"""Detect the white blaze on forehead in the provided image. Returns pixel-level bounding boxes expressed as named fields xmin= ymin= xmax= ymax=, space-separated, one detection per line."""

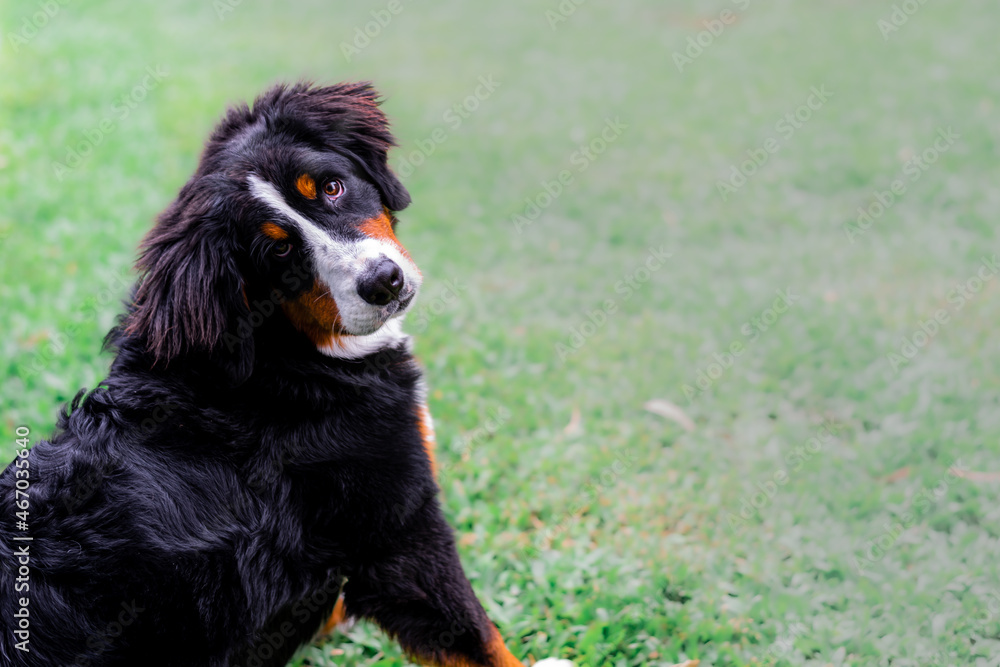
xmin=247 ymin=174 xmax=421 ymax=358
xmin=247 ymin=175 xmax=351 ymax=261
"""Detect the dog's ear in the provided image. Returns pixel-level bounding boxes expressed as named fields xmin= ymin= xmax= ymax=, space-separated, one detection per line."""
xmin=350 ymin=144 xmax=411 ymax=212
xmin=293 ymin=82 xmax=411 ymax=211
xmin=124 ymin=178 xmax=254 ymax=382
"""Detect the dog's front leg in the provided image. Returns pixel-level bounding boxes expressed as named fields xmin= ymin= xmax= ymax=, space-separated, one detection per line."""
xmin=343 ymin=502 xmax=528 ymax=667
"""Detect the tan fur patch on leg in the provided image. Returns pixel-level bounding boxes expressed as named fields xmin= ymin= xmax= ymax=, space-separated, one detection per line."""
xmin=416 ymin=625 xmax=523 ymax=666
xmin=318 ymin=594 xmax=349 ymax=637
xmin=416 ymin=403 xmax=438 ymax=477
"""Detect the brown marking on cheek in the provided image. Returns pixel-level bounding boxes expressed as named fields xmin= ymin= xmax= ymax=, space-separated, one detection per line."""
xmin=260 ymin=222 xmax=289 ymax=240
xmin=296 ymin=173 xmax=317 ymax=199
xmin=359 ymin=211 xmax=413 ymax=261
xmin=280 ymin=279 xmax=344 ymax=347
xmin=318 ymin=594 xmax=348 ymax=637
xmin=416 ymin=403 xmax=438 ymax=478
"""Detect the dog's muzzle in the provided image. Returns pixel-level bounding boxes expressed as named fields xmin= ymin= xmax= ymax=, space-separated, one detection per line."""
xmin=357 ymin=257 xmax=405 ymax=306
xmin=322 ymin=243 xmax=421 ymax=336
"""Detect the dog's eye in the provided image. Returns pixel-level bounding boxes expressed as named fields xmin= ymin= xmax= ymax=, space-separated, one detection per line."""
xmin=273 ymin=242 xmax=293 ymax=258
xmin=323 ymin=180 xmax=345 ymax=200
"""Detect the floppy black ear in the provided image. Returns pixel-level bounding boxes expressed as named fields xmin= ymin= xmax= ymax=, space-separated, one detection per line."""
xmin=350 ymin=147 xmax=411 ymax=212
xmin=124 ymin=179 xmax=254 ymax=381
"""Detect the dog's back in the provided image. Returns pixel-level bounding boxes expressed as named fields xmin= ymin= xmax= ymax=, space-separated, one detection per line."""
xmin=2 ymin=319 xmax=437 ymax=664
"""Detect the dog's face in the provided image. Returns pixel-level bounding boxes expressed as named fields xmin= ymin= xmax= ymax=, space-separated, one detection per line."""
xmin=124 ymin=83 xmax=419 ymax=375
xmin=244 ymin=140 xmax=421 ymax=346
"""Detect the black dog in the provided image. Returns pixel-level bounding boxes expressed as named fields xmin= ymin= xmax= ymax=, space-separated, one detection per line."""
xmin=0 ymin=83 xmax=569 ymax=667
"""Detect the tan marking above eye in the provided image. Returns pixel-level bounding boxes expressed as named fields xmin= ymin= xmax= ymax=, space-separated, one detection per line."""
xmin=358 ymin=212 xmax=411 ymax=259
xmin=296 ymin=173 xmax=317 ymax=199
xmin=261 ymin=222 xmax=289 ymax=240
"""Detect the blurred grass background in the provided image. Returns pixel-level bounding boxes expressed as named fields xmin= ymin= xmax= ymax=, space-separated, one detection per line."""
xmin=1 ymin=1 xmax=999 ymax=665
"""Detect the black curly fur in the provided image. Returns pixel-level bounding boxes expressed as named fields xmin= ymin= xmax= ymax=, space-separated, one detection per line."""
xmin=0 ymin=83 xmax=515 ymax=667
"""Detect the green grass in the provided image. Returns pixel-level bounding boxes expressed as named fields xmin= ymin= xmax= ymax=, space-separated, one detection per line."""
xmin=2 ymin=0 xmax=999 ymax=665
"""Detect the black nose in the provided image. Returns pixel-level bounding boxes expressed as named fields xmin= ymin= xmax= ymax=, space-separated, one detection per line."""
xmin=357 ymin=258 xmax=404 ymax=306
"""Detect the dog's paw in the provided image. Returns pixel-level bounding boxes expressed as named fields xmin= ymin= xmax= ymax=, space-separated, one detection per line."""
xmin=532 ymin=660 xmax=575 ymax=667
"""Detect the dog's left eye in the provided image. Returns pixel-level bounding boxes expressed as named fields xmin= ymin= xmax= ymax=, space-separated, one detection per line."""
xmin=323 ymin=180 xmax=345 ymax=200
xmin=273 ymin=242 xmax=293 ymax=258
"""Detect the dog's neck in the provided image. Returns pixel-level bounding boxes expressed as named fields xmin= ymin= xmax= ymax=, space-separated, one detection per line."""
xmin=315 ymin=319 xmax=409 ymax=360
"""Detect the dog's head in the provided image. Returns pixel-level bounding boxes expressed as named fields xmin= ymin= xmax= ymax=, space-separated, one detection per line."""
xmin=124 ymin=82 xmax=420 ymax=378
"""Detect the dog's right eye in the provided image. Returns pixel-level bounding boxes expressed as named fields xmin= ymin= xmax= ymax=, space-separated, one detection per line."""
xmin=323 ymin=180 xmax=345 ymax=201
xmin=273 ymin=242 xmax=293 ymax=258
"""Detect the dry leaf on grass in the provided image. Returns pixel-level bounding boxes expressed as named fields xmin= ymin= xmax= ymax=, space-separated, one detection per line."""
xmin=949 ymin=467 xmax=1000 ymax=482
xmin=668 ymin=660 xmax=699 ymax=667
xmin=563 ymin=406 xmax=583 ymax=437
xmin=882 ymin=466 xmax=910 ymax=483
xmin=644 ymin=399 xmax=695 ymax=432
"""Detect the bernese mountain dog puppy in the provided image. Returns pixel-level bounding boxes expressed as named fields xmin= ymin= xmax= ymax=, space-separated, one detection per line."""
xmin=0 ymin=83 xmax=571 ymax=667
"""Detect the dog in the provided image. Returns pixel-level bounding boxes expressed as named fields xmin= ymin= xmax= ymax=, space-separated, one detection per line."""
xmin=0 ymin=83 xmax=573 ymax=667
